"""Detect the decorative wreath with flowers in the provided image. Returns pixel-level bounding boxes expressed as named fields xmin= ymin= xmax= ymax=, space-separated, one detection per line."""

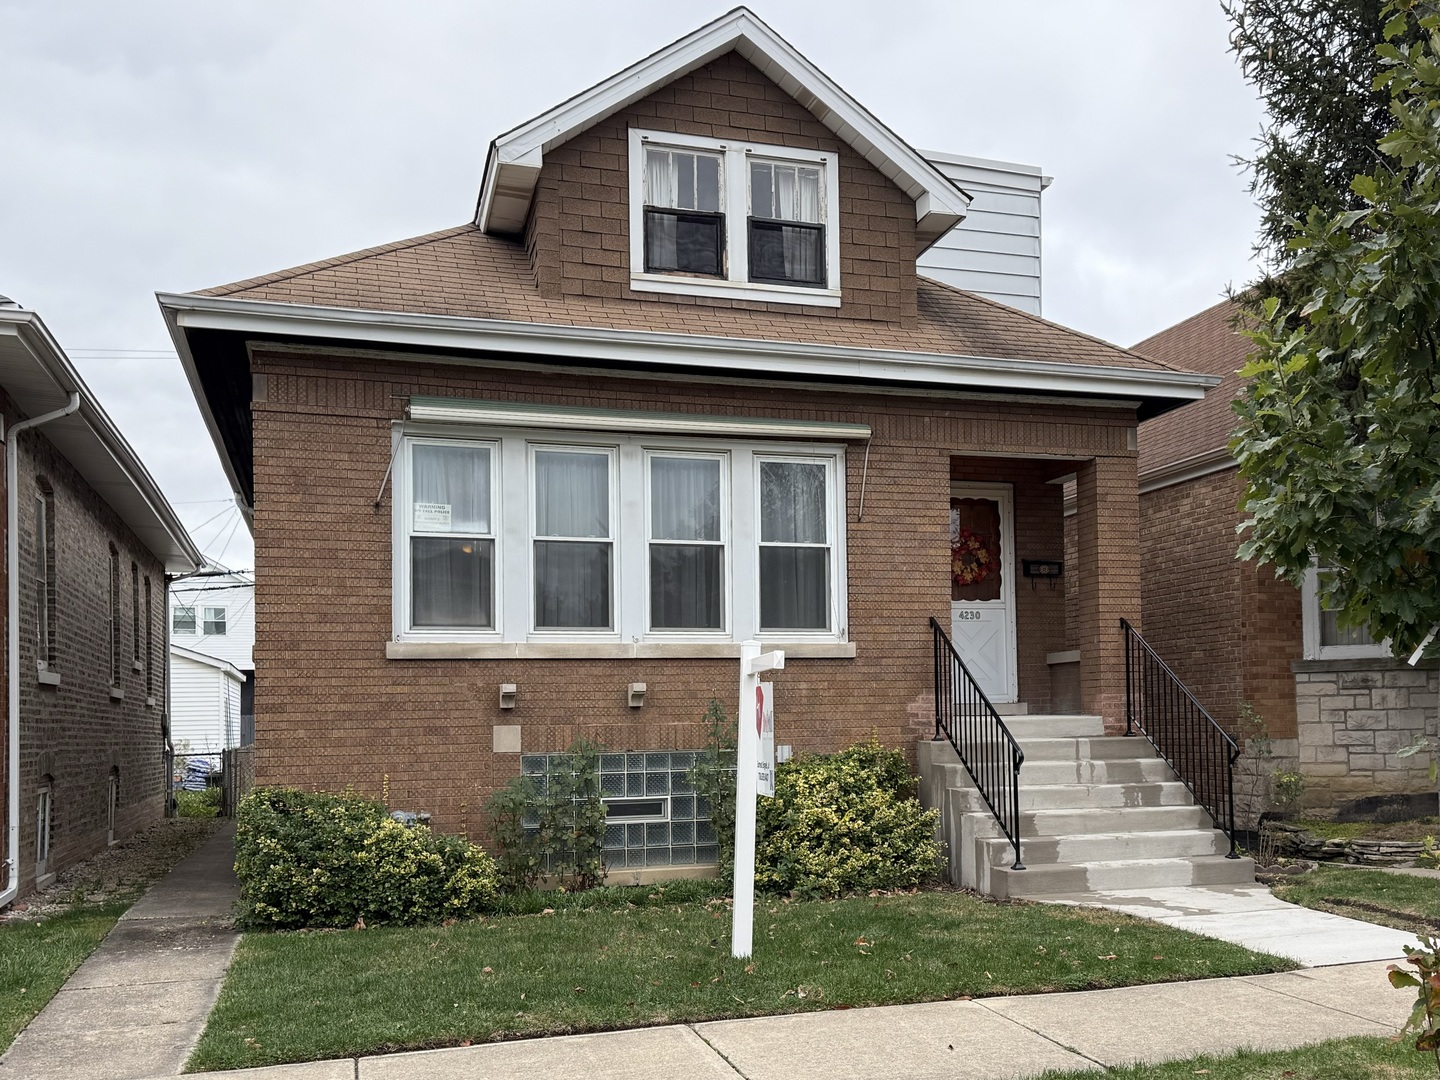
xmin=952 ymin=526 xmax=995 ymax=588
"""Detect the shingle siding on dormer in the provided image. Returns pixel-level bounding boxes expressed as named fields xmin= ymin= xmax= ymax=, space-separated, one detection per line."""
xmin=523 ymin=51 xmax=917 ymax=324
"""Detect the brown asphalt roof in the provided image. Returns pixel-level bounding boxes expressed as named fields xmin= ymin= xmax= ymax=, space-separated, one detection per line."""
xmin=1134 ymin=297 xmax=1254 ymax=476
xmin=196 ymin=224 xmax=1181 ymax=374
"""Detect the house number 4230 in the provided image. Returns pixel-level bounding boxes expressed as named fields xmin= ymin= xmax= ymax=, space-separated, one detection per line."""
xmin=955 ymin=611 xmax=983 ymax=621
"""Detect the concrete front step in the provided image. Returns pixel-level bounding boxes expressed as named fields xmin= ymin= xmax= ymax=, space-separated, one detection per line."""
xmin=977 ymin=828 xmax=1232 ymax=869
xmin=1017 ymin=781 xmax=1194 ymax=812
xmin=1002 ymin=736 xmax=1160 ymax=762
xmin=1015 ymin=804 xmax=1216 ymax=837
xmin=1020 ymin=757 xmax=1175 ymax=785
xmin=992 ymin=854 xmax=1256 ymax=899
xmin=996 ymin=714 xmax=1104 ymax=740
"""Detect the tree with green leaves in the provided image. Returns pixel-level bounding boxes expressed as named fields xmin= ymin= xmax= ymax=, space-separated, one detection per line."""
xmin=1231 ymin=1 xmax=1440 ymax=660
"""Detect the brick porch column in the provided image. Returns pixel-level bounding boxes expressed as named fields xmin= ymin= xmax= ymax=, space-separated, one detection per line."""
xmin=1073 ymin=455 xmax=1141 ymax=731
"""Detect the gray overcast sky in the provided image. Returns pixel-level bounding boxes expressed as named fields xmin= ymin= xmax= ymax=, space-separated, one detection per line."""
xmin=1 ymin=1 xmax=1266 ymax=570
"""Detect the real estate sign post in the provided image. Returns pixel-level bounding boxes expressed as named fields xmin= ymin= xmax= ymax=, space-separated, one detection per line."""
xmin=733 ymin=640 xmax=783 ymax=959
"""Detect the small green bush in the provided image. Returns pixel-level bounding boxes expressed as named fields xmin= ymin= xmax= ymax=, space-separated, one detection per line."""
xmin=234 ymin=787 xmax=498 ymax=929
xmin=175 ymin=787 xmax=221 ymax=818
xmin=755 ymin=739 xmax=940 ymax=899
xmin=485 ymin=738 xmax=607 ymax=892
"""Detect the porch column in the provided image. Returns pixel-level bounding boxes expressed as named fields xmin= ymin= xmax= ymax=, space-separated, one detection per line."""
xmin=1073 ymin=455 xmax=1141 ymax=731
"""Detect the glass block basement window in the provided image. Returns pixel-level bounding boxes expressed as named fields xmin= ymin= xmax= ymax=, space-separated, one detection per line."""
xmin=519 ymin=750 xmax=722 ymax=869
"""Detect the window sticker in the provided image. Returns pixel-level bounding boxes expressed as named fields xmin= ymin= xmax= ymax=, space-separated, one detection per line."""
xmin=413 ymin=502 xmax=452 ymax=531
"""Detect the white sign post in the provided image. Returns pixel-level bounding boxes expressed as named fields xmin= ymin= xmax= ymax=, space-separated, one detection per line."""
xmin=733 ymin=640 xmax=783 ymax=959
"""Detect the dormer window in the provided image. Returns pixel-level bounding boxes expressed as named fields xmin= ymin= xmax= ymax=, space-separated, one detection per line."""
xmin=629 ymin=129 xmax=840 ymax=307
xmin=643 ymin=148 xmax=724 ymax=277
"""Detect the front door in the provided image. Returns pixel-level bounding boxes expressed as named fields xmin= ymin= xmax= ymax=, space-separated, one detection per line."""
xmin=949 ymin=483 xmax=1017 ymax=703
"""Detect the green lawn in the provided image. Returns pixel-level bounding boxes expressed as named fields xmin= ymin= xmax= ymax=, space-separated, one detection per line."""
xmin=1038 ymin=1035 xmax=1431 ymax=1079
xmin=0 ymin=903 xmax=128 ymax=1054
xmin=1270 ymin=865 xmax=1440 ymax=934
xmin=188 ymin=888 xmax=1293 ymax=1072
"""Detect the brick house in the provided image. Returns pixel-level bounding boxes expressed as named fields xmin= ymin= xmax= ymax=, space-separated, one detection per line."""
xmin=0 ymin=298 xmax=200 ymax=905
xmin=160 ymin=10 xmax=1230 ymax=886
xmin=1136 ymin=297 xmax=1440 ymax=817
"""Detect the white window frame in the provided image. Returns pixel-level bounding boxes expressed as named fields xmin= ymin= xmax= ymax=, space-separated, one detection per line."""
xmin=1301 ymin=564 xmax=1390 ymax=660
xmin=202 ymin=606 xmax=227 ymax=636
xmin=391 ymin=425 xmax=848 ymax=649
xmin=172 ymin=606 xmax=197 ymax=635
xmin=644 ymin=449 xmax=731 ymax=640
xmin=528 ymin=442 xmax=620 ymax=638
xmin=394 ymin=435 xmax=503 ymax=643
xmin=628 ymin=127 xmax=841 ymax=307
xmin=754 ymin=453 xmax=842 ymax=639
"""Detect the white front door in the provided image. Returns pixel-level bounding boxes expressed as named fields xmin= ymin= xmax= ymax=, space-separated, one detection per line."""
xmin=949 ymin=483 xmax=1017 ymax=703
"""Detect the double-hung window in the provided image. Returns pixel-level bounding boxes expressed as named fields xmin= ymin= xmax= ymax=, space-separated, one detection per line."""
xmin=392 ymin=428 xmax=846 ymax=650
xmin=629 ymin=129 xmax=840 ymax=306
xmin=408 ymin=439 xmax=496 ymax=631
xmin=172 ymin=606 xmax=196 ymax=635
xmin=648 ymin=452 xmax=726 ymax=631
xmin=203 ymin=607 xmax=227 ymax=636
xmin=758 ymin=459 xmax=832 ymax=632
xmin=532 ymin=447 xmax=614 ymax=630
xmin=1302 ymin=562 xmax=1389 ymax=659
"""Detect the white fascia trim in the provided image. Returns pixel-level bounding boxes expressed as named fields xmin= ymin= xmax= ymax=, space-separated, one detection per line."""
xmin=0 ymin=311 xmax=202 ymax=573
xmin=407 ymin=397 xmax=870 ymax=440
xmin=1138 ymin=446 xmax=1236 ymax=494
xmin=475 ymin=7 xmax=969 ymax=249
xmin=158 ymin=293 xmax=1221 ymax=406
xmin=170 ymin=642 xmax=246 ymax=680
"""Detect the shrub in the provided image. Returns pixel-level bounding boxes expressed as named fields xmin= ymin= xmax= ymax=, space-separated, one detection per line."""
xmin=485 ymin=738 xmax=607 ymax=892
xmin=234 ymin=787 xmax=499 ymax=929
xmin=175 ymin=787 xmax=221 ymax=818
xmin=755 ymin=739 xmax=940 ymax=899
xmin=688 ymin=699 xmax=737 ymax=874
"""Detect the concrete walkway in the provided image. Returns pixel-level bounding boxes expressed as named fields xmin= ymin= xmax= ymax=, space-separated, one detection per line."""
xmin=142 ymin=958 xmax=1415 ymax=1080
xmin=0 ymin=821 xmax=240 ymax=1080
xmin=1038 ymin=882 xmax=1422 ymax=966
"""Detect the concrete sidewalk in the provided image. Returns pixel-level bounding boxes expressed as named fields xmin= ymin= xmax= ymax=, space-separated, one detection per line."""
xmin=0 ymin=821 xmax=240 ymax=1080
xmin=146 ymin=958 xmax=1415 ymax=1080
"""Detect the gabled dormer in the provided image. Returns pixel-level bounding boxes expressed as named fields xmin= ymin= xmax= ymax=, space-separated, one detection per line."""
xmin=475 ymin=8 xmax=970 ymax=321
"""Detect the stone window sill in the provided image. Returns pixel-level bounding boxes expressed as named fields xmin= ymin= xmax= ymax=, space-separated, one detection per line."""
xmin=37 ymin=670 xmax=61 ymax=687
xmin=109 ymin=687 xmax=125 ymax=701
xmin=386 ymin=641 xmax=857 ymax=661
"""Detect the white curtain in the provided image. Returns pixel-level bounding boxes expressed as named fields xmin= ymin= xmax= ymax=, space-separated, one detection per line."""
xmin=535 ymin=450 xmax=612 ymax=628
xmin=646 ymin=149 xmax=673 ymax=208
xmin=759 ymin=462 xmax=828 ymax=630
xmin=412 ymin=443 xmax=490 ymax=533
xmin=411 ymin=537 xmax=493 ymax=627
xmin=650 ymin=457 xmax=722 ymax=629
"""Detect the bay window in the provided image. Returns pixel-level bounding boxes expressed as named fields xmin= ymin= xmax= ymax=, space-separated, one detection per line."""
xmin=629 ymin=128 xmax=840 ymax=305
xmin=392 ymin=427 xmax=845 ymax=649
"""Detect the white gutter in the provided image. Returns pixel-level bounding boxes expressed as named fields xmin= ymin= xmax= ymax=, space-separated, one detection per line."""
xmin=2 ymin=392 xmax=80 ymax=908
xmin=157 ymin=293 xmax=1221 ymax=404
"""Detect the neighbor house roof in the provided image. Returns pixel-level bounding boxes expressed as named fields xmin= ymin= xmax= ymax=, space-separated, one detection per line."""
xmin=476 ymin=7 xmax=971 ymax=252
xmin=170 ymin=642 xmax=245 ymax=681
xmin=1134 ymin=297 xmax=1253 ymax=485
xmin=0 ymin=303 xmax=201 ymax=574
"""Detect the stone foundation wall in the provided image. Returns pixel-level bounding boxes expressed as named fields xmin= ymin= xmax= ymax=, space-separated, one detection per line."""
xmin=1294 ymin=659 xmax=1440 ymax=814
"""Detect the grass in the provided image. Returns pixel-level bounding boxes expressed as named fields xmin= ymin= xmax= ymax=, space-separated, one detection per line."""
xmin=188 ymin=888 xmax=1293 ymax=1072
xmin=0 ymin=903 xmax=128 ymax=1054
xmin=1270 ymin=864 xmax=1440 ymax=934
xmin=1291 ymin=817 xmax=1440 ymax=843
xmin=175 ymin=789 xmax=221 ymax=819
xmin=1037 ymin=1035 xmax=1432 ymax=1079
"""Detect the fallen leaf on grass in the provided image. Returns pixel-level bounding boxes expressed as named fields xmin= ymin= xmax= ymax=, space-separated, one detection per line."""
xmin=482 ymin=966 xmax=493 ymax=973
xmin=1097 ymin=954 xmax=1117 ymax=961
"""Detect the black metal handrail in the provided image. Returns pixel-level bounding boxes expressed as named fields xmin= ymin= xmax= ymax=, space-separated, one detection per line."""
xmin=930 ymin=617 xmax=1025 ymax=870
xmin=1121 ymin=618 xmax=1240 ymax=857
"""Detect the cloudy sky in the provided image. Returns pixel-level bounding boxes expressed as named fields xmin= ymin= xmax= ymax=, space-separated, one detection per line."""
xmin=1 ymin=1 xmax=1266 ymax=570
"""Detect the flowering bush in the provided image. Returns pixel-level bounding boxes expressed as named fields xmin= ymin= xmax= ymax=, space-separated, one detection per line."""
xmin=234 ymin=787 xmax=499 ymax=929
xmin=755 ymin=739 xmax=940 ymax=899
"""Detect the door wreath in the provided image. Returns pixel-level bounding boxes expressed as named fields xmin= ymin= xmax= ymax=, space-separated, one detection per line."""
xmin=951 ymin=526 xmax=995 ymax=588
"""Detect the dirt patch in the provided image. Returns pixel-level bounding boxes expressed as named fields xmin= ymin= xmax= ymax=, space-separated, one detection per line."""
xmin=1 ymin=817 xmax=223 ymax=923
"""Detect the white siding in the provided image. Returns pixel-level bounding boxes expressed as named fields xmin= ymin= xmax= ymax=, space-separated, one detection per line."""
xmin=170 ymin=574 xmax=254 ymax=670
xmin=169 ymin=651 xmax=244 ymax=755
xmin=917 ymin=151 xmax=1047 ymax=316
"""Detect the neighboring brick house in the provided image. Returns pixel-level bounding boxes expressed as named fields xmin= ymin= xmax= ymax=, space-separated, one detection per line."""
xmin=0 ymin=298 xmax=200 ymax=905
xmin=161 ymin=9 xmax=1216 ymax=877
xmin=1135 ymin=297 xmax=1439 ymax=817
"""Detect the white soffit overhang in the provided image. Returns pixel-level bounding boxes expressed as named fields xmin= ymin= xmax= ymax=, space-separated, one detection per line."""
xmin=0 ymin=311 xmax=201 ymax=574
xmin=158 ymin=293 xmax=1221 ymax=405
xmin=475 ymin=7 xmax=971 ymax=254
xmin=408 ymin=396 xmax=871 ymax=440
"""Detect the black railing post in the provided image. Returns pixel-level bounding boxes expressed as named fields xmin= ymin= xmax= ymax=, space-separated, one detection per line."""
xmin=1123 ymin=619 xmax=1135 ymax=736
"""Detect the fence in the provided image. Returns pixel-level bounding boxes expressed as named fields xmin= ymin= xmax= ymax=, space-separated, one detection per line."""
xmin=221 ymin=746 xmax=255 ymax=817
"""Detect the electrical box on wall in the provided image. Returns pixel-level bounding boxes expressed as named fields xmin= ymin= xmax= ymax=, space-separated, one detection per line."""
xmin=1022 ymin=560 xmax=1063 ymax=578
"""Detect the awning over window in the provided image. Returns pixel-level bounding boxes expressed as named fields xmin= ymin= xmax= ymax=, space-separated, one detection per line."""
xmin=406 ymin=397 xmax=871 ymax=440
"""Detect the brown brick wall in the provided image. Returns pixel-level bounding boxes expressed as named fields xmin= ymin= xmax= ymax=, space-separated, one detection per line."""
xmin=526 ymin=50 xmax=917 ymax=324
xmin=250 ymin=346 xmax=1139 ymax=835
xmin=3 ymin=408 xmax=168 ymax=898
xmin=1073 ymin=456 xmax=1142 ymax=730
xmin=1138 ymin=466 xmax=1301 ymax=736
